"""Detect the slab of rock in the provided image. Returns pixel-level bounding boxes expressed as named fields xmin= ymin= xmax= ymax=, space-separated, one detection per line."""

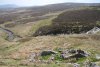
xmin=40 ymin=50 xmax=58 ymax=56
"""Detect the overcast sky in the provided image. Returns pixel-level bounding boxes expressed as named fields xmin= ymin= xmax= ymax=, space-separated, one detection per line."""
xmin=0 ymin=0 xmax=100 ymax=6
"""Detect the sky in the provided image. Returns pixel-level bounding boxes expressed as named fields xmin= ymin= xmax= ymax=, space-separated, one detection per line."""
xmin=0 ymin=0 xmax=100 ymax=7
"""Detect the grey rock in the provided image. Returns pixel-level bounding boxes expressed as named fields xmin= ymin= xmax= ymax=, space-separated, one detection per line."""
xmin=40 ymin=50 xmax=58 ymax=56
xmin=61 ymin=49 xmax=89 ymax=60
xmin=86 ymin=27 xmax=100 ymax=34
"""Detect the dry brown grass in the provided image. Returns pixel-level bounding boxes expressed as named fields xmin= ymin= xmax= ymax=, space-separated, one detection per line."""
xmin=7 ymin=34 xmax=100 ymax=59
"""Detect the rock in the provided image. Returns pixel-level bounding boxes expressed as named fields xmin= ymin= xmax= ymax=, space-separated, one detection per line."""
xmin=86 ymin=27 xmax=100 ymax=34
xmin=40 ymin=50 xmax=58 ymax=56
xmin=61 ymin=49 xmax=89 ymax=60
xmin=68 ymin=49 xmax=76 ymax=54
xmin=76 ymin=49 xmax=89 ymax=57
xmin=96 ymin=54 xmax=100 ymax=60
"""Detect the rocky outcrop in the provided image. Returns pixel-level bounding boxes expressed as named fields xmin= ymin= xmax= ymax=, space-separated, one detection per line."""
xmin=86 ymin=27 xmax=100 ymax=34
xmin=27 ymin=49 xmax=100 ymax=67
xmin=28 ymin=49 xmax=90 ymax=63
xmin=60 ymin=49 xmax=89 ymax=60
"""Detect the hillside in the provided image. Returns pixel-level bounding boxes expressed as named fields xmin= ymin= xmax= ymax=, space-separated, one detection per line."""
xmin=0 ymin=3 xmax=100 ymax=67
xmin=33 ymin=8 xmax=100 ymax=36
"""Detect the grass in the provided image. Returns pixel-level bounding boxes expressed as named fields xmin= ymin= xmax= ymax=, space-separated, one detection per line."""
xmin=0 ymin=34 xmax=100 ymax=66
xmin=1 ymin=22 xmax=100 ymax=65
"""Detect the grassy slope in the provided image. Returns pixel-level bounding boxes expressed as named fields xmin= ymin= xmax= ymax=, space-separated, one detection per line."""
xmin=0 ymin=34 xmax=100 ymax=67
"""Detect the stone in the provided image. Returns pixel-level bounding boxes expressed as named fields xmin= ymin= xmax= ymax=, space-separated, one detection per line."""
xmin=60 ymin=49 xmax=89 ymax=60
xmin=76 ymin=49 xmax=89 ymax=57
xmin=40 ymin=50 xmax=58 ymax=56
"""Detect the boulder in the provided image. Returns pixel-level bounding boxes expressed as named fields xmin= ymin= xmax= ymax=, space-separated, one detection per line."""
xmin=60 ymin=49 xmax=89 ymax=60
xmin=40 ymin=50 xmax=58 ymax=56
